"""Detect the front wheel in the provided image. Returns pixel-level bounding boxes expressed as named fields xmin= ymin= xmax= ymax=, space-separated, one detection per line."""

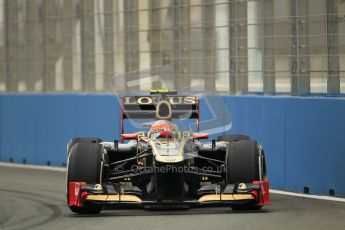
xmin=231 ymin=203 xmax=262 ymax=211
xmin=225 ymin=140 xmax=266 ymax=211
xmin=216 ymin=134 xmax=250 ymax=143
xmin=67 ymin=142 xmax=104 ymax=214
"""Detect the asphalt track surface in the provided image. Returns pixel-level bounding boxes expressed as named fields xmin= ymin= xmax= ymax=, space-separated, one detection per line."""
xmin=0 ymin=166 xmax=345 ymax=230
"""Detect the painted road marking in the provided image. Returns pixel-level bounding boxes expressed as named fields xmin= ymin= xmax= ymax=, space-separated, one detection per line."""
xmin=0 ymin=162 xmax=66 ymax=172
xmin=270 ymin=189 xmax=345 ymax=203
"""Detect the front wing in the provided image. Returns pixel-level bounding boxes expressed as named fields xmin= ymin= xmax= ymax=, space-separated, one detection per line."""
xmin=68 ymin=181 xmax=270 ymax=209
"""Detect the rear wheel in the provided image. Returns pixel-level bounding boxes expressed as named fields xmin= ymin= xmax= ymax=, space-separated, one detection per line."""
xmin=216 ymin=134 xmax=250 ymax=143
xmin=225 ymin=140 xmax=264 ymax=210
xmin=67 ymin=141 xmax=104 ymax=214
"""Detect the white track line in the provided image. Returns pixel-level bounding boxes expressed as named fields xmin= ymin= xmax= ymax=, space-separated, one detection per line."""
xmin=270 ymin=189 xmax=345 ymax=203
xmin=0 ymin=162 xmax=66 ymax=172
xmin=1 ymin=161 xmax=345 ymax=202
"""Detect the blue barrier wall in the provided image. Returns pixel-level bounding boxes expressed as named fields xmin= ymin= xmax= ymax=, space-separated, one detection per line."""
xmin=0 ymin=94 xmax=120 ymax=165
xmin=1 ymin=94 xmax=345 ymax=196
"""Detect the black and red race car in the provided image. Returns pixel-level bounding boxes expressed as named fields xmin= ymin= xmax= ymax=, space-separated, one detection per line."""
xmin=66 ymin=90 xmax=270 ymax=214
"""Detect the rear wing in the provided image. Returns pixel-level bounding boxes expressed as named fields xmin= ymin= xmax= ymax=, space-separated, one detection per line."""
xmin=120 ymin=94 xmax=200 ymax=133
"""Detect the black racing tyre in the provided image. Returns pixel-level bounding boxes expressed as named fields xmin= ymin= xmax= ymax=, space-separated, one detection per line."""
xmin=67 ymin=142 xmax=104 ymax=214
xmin=226 ymin=140 xmax=264 ymax=211
xmin=231 ymin=203 xmax=263 ymax=211
xmin=225 ymin=140 xmax=260 ymax=184
xmin=216 ymin=134 xmax=250 ymax=143
xmin=67 ymin=138 xmax=102 ymax=155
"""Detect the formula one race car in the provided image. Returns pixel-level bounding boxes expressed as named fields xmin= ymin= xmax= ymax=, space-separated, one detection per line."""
xmin=66 ymin=90 xmax=270 ymax=214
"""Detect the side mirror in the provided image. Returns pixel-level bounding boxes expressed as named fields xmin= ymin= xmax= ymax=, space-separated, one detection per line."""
xmin=121 ymin=133 xmax=138 ymax=140
xmin=192 ymin=133 xmax=208 ymax=140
